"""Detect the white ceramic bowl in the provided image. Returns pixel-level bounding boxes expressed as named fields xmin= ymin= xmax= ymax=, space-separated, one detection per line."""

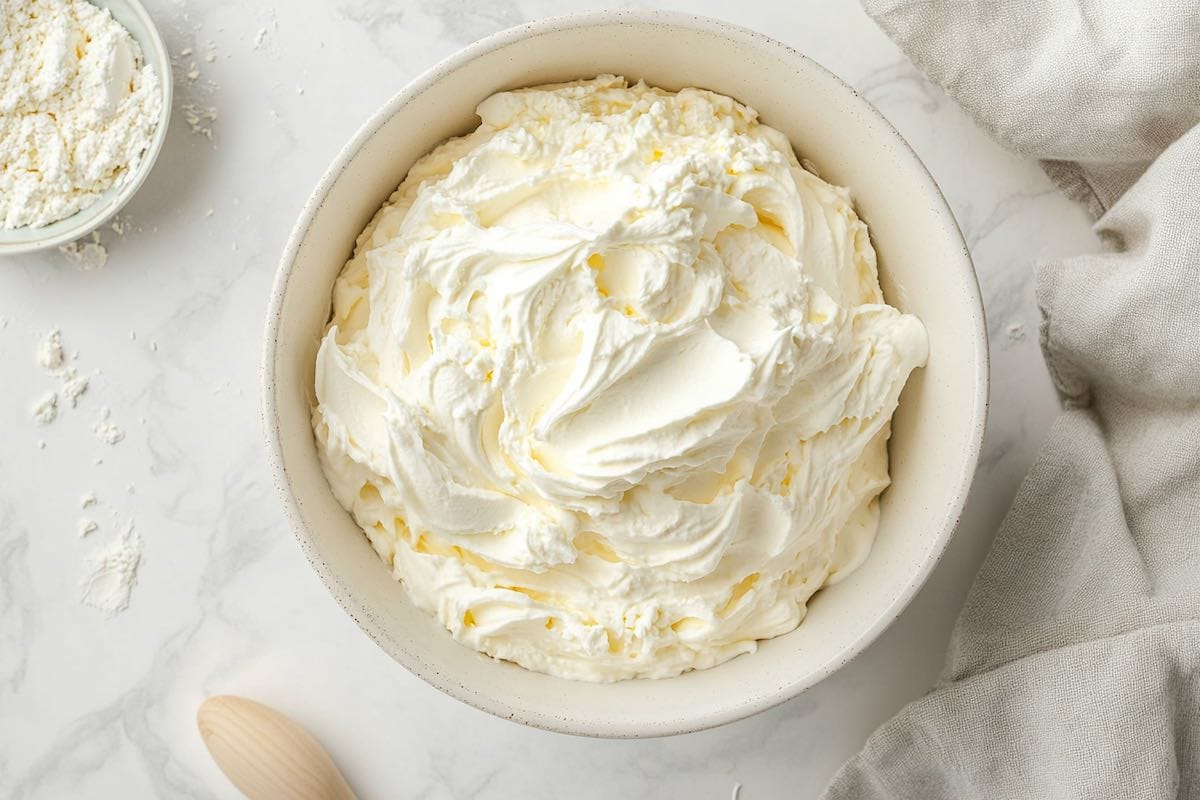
xmin=0 ymin=0 xmax=172 ymax=255
xmin=264 ymin=11 xmax=988 ymax=738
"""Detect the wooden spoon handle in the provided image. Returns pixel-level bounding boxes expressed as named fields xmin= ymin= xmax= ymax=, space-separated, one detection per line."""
xmin=197 ymin=695 xmax=357 ymax=800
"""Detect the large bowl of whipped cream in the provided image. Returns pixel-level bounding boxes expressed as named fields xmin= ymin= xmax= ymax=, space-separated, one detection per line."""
xmin=264 ymin=11 xmax=987 ymax=737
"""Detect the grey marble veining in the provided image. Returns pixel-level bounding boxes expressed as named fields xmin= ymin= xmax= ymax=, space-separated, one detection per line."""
xmin=0 ymin=1 xmax=1099 ymax=797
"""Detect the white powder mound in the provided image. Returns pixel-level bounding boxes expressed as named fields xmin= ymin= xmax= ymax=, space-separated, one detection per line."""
xmin=59 ymin=236 xmax=108 ymax=270
xmin=38 ymin=329 xmax=64 ymax=371
xmin=33 ymin=392 xmax=58 ymax=424
xmin=93 ymin=406 xmax=124 ymax=444
xmin=79 ymin=525 xmax=142 ymax=616
xmin=62 ymin=371 xmax=88 ymax=407
xmin=0 ymin=0 xmax=163 ymax=229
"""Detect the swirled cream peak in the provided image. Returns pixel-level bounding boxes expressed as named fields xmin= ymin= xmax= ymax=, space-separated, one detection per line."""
xmin=313 ymin=76 xmax=928 ymax=681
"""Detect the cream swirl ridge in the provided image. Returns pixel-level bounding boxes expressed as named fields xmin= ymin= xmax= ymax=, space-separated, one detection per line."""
xmin=313 ymin=75 xmax=928 ymax=681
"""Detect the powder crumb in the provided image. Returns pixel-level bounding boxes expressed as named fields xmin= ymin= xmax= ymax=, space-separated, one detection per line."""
xmin=204 ymin=208 xmax=214 ymax=217
xmin=62 ymin=371 xmax=89 ymax=407
xmin=253 ymin=28 xmax=267 ymax=48
xmin=0 ymin=316 xmax=8 ymax=328
xmin=33 ymin=392 xmax=58 ymax=424
xmin=296 ymin=86 xmax=304 ymax=95
xmin=37 ymin=440 xmax=46 ymax=450
xmin=59 ymin=236 xmax=108 ymax=270
xmin=187 ymin=68 xmax=200 ymax=81
xmin=1006 ymin=322 xmax=1026 ymax=342
xmin=109 ymin=215 xmax=129 ymax=236
xmin=93 ymin=407 xmax=125 ymax=445
xmin=94 ymin=457 xmax=103 ymax=465
xmin=181 ymin=103 xmax=218 ymax=139
xmin=150 ymin=340 xmax=158 ymax=352
xmin=81 ymin=491 xmax=98 ymax=508
xmin=231 ymin=241 xmax=238 ymax=251
xmin=78 ymin=518 xmax=98 ymax=538
xmin=180 ymin=47 xmax=193 ymax=56
xmin=205 ymin=53 xmax=216 ymax=63
xmin=79 ymin=525 xmax=142 ymax=617
xmin=38 ymin=329 xmax=64 ymax=371
xmin=129 ymin=330 xmax=137 ymax=341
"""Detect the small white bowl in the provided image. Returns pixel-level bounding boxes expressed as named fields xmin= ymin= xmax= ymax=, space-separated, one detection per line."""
xmin=0 ymin=0 xmax=172 ymax=255
xmin=264 ymin=11 xmax=988 ymax=738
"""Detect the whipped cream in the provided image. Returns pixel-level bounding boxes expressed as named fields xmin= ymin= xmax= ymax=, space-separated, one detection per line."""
xmin=314 ymin=76 xmax=928 ymax=681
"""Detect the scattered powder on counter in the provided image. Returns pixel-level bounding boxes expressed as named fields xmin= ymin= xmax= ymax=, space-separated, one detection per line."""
xmin=62 ymin=371 xmax=89 ymax=407
xmin=93 ymin=406 xmax=125 ymax=445
xmin=78 ymin=518 xmax=98 ymax=538
xmin=1006 ymin=322 xmax=1027 ymax=342
xmin=33 ymin=392 xmax=58 ymax=424
xmin=79 ymin=524 xmax=142 ymax=616
xmin=31 ymin=330 xmax=92 ymax=420
xmin=59 ymin=235 xmax=108 ymax=270
xmin=0 ymin=0 xmax=163 ymax=229
xmin=38 ymin=329 xmax=64 ymax=371
xmin=181 ymin=103 xmax=218 ymax=139
xmin=107 ymin=213 xmax=141 ymax=237
xmin=81 ymin=491 xmax=98 ymax=508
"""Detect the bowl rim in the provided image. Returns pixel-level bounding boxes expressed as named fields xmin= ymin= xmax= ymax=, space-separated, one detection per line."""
xmin=0 ymin=0 xmax=173 ymax=255
xmin=262 ymin=8 xmax=989 ymax=738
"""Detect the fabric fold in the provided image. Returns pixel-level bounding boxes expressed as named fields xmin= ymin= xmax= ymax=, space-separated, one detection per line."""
xmin=825 ymin=2 xmax=1200 ymax=796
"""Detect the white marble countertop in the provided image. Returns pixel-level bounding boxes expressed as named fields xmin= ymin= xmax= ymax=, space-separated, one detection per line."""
xmin=0 ymin=1 xmax=1100 ymax=797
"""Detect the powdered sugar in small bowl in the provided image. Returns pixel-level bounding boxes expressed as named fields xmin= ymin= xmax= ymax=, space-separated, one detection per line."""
xmin=0 ymin=0 xmax=171 ymax=256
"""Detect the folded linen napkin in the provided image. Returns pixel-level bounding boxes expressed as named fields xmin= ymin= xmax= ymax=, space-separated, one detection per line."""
xmin=823 ymin=3 xmax=1200 ymax=797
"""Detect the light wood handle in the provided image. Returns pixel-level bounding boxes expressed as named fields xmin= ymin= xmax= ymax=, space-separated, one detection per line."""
xmin=197 ymin=695 xmax=357 ymax=800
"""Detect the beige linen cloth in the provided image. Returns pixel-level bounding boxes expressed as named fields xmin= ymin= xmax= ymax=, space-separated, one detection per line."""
xmin=823 ymin=2 xmax=1200 ymax=797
